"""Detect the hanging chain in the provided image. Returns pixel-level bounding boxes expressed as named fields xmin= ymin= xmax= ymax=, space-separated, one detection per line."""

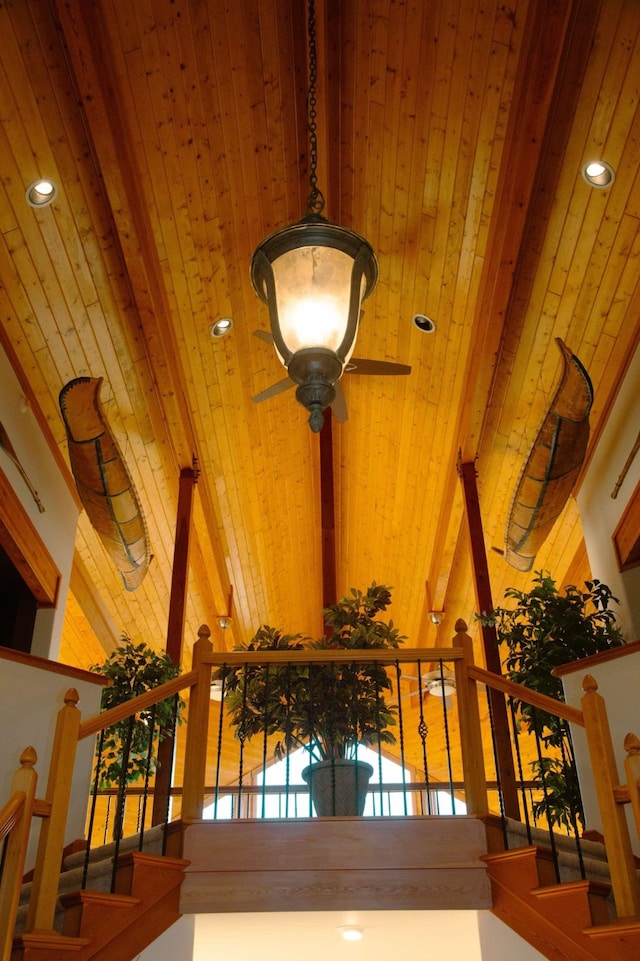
xmin=305 ymin=0 xmax=325 ymax=215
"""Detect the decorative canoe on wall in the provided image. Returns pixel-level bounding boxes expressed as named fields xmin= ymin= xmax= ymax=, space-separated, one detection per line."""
xmin=504 ymin=338 xmax=593 ymax=572
xmin=59 ymin=376 xmax=150 ymax=591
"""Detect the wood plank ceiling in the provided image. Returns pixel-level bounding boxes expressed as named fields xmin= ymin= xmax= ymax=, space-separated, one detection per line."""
xmin=1 ymin=0 xmax=639 ymax=673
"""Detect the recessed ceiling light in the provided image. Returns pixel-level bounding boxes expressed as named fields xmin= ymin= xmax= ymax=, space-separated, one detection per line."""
xmin=581 ymin=160 xmax=615 ymax=189
xmin=413 ymin=313 xmax=436 ymax=333
xmin=25 ymin=179 xmax=57 ymax=207
xmin=211 ymin=317 xmax=233 ymax=338
xmin=338 ymin=926 xmax=364 ymax=942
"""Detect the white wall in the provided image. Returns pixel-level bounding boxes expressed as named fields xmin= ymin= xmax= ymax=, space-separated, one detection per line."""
xmin=0 ymin=653 xmax=104 ymax=870
xmin=0 ymin=343 xmax=79 ymax=658
xmin=560 ymin=645 xmax=640 ymax=854
xmin=570 ymin=341 xmax=640 ymax=852
xmin=137 ymin=916 xmax=195 ymax=960
xmin=477 ymin=911 xmax=549 ymax=959
xmin=149 ymin=911 xmax=549 ymax=961
xmin=577 ymin=342 xmax=640 ymax=641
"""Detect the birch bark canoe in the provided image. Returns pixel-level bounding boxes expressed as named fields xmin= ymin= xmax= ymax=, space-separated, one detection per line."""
xmin=504 ymin=339 xmax=593 ymax=572
xmin=59 ymin=377 xmax=150 ymax=591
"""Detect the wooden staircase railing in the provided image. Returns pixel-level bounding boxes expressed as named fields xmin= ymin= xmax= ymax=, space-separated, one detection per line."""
xmin=2 ymin=621 xmax=640 ymax=960
xmin=471 ymin=662 xmax=640 ymax=921
xmin=0 ymin=748 xmax=38 ymax=961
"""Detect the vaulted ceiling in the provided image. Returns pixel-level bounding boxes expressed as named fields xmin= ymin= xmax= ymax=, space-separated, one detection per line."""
xmin=1 ymin=0 xmax=639 ymax=669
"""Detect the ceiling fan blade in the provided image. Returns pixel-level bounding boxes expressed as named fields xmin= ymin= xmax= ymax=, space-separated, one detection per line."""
xmin=253 ymin=329 xmax=274 ymax=346
xmin=251 ymin=377 xmax=295 ymax=404
xmin=347 ymin=358 xmax=411 ymax=376
xmin=330 ymin=381 xmax=348 ymax=422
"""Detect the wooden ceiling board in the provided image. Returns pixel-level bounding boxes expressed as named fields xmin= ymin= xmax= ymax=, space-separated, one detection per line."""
xmin=0 ymin=0 xmax=637 ymax=706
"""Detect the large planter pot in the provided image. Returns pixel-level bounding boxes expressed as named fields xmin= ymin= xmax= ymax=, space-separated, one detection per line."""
xmin=302 ymin=758 xmax=374 ymax=816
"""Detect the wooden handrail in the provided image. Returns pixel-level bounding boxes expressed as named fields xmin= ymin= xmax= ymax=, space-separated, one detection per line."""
xmin=0 ymin=748 xmax=38 ymax=961
xmin=467 ymin=664 xmax=585 ymax=727
xmin=201 ymin=647 xmax=465 ymax=666
xmin=0 ymin=792 xmax=26 ymax=843
xmin=78 ymin=668 xmax=198 ymax=740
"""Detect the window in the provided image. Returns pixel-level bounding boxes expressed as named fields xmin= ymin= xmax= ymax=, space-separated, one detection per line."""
xmin=204 ymin=746 xmax=416 ymax=820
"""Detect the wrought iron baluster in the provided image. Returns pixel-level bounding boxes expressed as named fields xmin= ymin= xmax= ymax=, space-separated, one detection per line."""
xmin=415 ymin=658 xmax=432 ymax=814
xmin=213 ymin=669 xmax=227 ymax=819
xmin=509 ymin=698 xmax=533 ymax=846
xmin=439 ymin=660 xmax=455 ymax=811
xmin=138 ymin=703 xmax=157 ymax=848
xmin=531 ymin=706 xmax=561 ymax=883
xmin=394 ymin=660 xmax=408 ymax=816
xmin=84 ymin=727 xmax=106 ymax=888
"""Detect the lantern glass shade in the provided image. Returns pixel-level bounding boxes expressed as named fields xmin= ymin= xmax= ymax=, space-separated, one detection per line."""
xmin=271 ymin=245 xmax=362 ymax=361
xmin=251 ymin=216 xmax=378 ymax=375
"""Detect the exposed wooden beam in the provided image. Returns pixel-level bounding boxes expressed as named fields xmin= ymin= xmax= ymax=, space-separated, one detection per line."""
xmin=458 ymin=459 xmax=520 ymax=821
xmin=154 ymin=463 xmax=200 ymax=824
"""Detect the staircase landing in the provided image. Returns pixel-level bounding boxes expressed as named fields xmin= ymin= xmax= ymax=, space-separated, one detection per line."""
xmin=178 ymin=815 xmax=492 ymax=913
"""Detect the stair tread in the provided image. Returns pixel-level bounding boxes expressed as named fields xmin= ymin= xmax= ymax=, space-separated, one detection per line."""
xmin=14 ymin=931 xmax=91 ymax=949
xmin=59 ymin=889 xmax=142 ymax=908
xmin=117 ymin=850 xmax=189 ymax=870
xmin=482 ymin=845 xmax=554 ymax=865
xmin=584 ymin=915 xmax=640 ymax=938
xmin=532 ymin=879 xmax=612 ymax=898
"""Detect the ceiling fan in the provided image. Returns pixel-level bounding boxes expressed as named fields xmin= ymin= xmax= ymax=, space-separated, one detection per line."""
xmin=399 ymin=667 xmax=457 ymax=701
xmin=251 ymin=330 xmax=411 ymax=421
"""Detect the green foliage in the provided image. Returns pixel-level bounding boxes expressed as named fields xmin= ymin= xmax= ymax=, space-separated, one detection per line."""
xmin=218 ymin=583 xmax=405 ymax=763
xmin=482 ymin=571 xmax=624 ymax=829
xmin=91 ymin=636 xmax=183 ymax=787
xmin=529 ymin=756 xmax=584 ymax=832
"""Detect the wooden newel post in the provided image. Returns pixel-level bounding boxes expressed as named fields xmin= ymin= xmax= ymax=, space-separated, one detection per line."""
xmin=624 ymin=732 xmax=640 ymax=847
xmin=581 ymin=675 xmax=640 ymax=918
xmin=27 ymin=689 xmax=81 ymax=933
xmin=0 ymin=747 xmax=38 ymax=961
xmin=181 ymin=625 xmax=213 ymax=822
xmin=453 ymin=620 xmax=488 ymax=817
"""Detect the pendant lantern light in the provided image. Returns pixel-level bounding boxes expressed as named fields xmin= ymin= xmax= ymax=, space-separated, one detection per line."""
xmin=250 ymin=0 xmax=377 ymax=432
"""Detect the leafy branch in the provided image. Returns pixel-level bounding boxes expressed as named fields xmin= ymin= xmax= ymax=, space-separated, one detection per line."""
xmin=91 ymin=636 xmax=184 ymax=787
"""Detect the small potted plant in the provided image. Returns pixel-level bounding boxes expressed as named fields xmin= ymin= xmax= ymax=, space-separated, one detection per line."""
xmin=482 ymin=571 xmax=624 ymax=830
xmin=218 ymin=583 xmax=405 ymax=815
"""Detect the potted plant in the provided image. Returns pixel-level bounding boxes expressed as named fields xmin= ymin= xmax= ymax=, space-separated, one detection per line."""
xmin=218 ymin=583 xmax=405 ymax=815
xmin=482 ymin=571 xmax=624 ymax=831
xmin=91 ymin=636 xmax=183 ymax=836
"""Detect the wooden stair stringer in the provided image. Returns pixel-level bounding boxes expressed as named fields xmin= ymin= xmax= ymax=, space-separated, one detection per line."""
xmin=12 ymin=853 xmax=189 ymax=961
xmin=483 ymin=846 xmax=640 ymax=961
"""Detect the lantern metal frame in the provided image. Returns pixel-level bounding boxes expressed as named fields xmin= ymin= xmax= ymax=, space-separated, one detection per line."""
xmin=250 ymin=215 xmax=378 ymax=430
xmin=249 ymin=0 xmax=378 ymax=432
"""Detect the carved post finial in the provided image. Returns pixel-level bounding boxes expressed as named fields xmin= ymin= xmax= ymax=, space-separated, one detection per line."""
xmin=624 ymin=732 xmax=640 ymax=756
xmin=20 ymin=746 xmax=37 ymax=768
xmin=582 ymin=674 xmax=598 ymax=694
xmin=454 ymin=618 xmax=468 ymax=634
xmin=64 ymin=688 xmax=80 ymax=707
